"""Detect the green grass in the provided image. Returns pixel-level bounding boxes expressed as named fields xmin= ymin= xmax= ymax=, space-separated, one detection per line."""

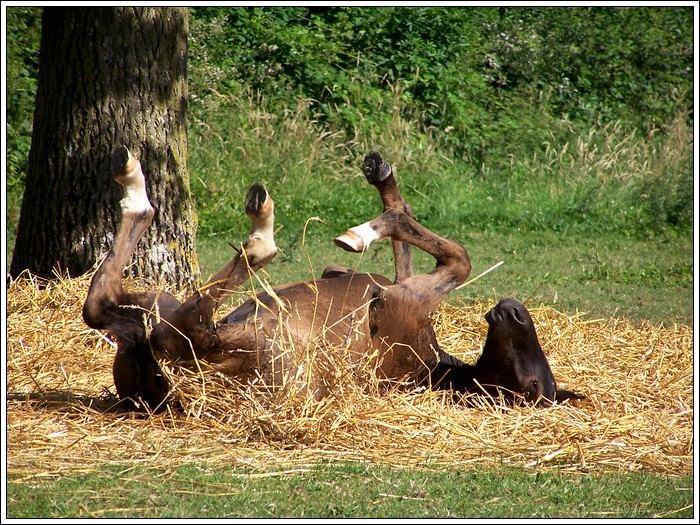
xmin=187 ymin=90 xmax=692 ymax=328
xmin=7 ymin=463 xmax=693 ymax=519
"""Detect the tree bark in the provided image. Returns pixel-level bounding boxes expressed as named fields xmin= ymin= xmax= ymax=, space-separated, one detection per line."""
xmin=10 ymin=7 xmax=199 ymax=289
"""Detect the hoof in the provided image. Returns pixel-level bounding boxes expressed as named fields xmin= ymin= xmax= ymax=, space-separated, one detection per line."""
xmin=334 ymin=222 xmax=380 ymax=253
xmin=243 ymin=182 xmax=276 ymax=261
xmin=111 ymin=146 xmax=152 ymax=214
xmin=334 ymin=231 xmax=365 ymax=253
xmin=362 ymin=151 xmax=392 ymax=184
xmin=111 ymin=145 xmax=138 ymax=177
xmin=245 ymin=183 xmax=271 ymax=218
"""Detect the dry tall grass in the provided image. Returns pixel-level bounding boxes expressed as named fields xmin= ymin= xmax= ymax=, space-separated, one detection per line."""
xmin=190 ymin=87 xmax=445 ymax=190
xmin=537 ymin=111 xmax=691 ymax=185
xmin=6 ymin=272 xmax=692 ymax=482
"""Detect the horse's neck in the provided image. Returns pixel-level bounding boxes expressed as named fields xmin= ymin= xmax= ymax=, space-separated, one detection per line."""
xmin=431 ymin=348 xmax=477 ymax=391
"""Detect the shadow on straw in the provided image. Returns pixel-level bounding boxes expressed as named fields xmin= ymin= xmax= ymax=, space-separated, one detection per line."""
xmin=7 ymin=390 xmax=133 ymax=414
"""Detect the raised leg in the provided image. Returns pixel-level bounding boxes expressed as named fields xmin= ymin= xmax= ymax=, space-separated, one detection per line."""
xmin=82 ymin=145 xmax=179 ymax=410
xmin=334 ymin=161 xmax=471 ymax=380
xmin=83 ymin=145 xmax=156 ymax=332
xmin=362 ymin=151 xmax=414 ymax=283
xmin=150 ymin=183 xmax=278 ymax=362
xmin=202 ymin=182 xmax=277 ymax=305
xmin=336 ymin=207 xmax=470 ymax=312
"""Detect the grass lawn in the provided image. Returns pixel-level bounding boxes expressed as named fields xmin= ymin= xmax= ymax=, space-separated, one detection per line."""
xmin=7 ymin=224 xmax=694 ymax=520
xmin=7 ymin=463 xmax=693 ymax=519
xmin=7 ymin=200 xmax=693 ymax=521
xmin=7 ymin=221 xmax=694 ymax=519
xmin=6 ymin=81 xmax=694 ymax=520
xmin=6 ymin=11 xmax=695 ymax=516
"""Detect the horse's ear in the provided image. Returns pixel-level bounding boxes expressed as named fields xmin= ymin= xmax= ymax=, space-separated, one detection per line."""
xmin=555 ymin=389 xmax=585 ymax=403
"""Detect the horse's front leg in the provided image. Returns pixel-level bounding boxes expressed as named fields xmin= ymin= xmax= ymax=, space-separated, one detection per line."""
xmin=151 ymin=183 xmax=278 ymax=363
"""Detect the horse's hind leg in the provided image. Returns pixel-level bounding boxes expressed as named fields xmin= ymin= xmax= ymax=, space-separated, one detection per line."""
xmin=337 ymin=153 xmax=471 ymax=306
xmin=362 ymin=151 xmax=414 ymax=282
xmin=150 ymin=183 xmax=278 ymax=361
xmin=336 ymin=207 xmax=470 ymax=315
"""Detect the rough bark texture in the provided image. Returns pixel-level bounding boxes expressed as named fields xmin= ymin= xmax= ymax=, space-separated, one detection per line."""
xmin=10 ymin=7 xmax=199 ymax=289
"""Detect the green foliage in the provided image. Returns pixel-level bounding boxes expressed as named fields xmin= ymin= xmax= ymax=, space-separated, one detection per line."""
xmin=189 ymin=6 xmax=693 ymax=166
xmin=5 ymin=7 xmax=41 ymax=261
xmin=7 ymin=463 xmax=693 ymax=518
xmin=187 ymin=85 xmax=450 ymax=242
xmin=189 ymin=85 xmax=693 ymax=325
xmin=487 ymin=8 xmax=692 ymax=126
xmin=5 ymin=6 xmax=693 ymax=262
xmin=189 ymin=81 xmax=691 ymax=236
xmin=6 ymin=8 xmax=41 ymax=187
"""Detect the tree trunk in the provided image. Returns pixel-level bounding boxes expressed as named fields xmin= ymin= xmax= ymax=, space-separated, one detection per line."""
xmin=10 ymin=7 xmax=199 ymax=289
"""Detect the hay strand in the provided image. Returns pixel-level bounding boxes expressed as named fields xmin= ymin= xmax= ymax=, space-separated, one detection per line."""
xmin=6 ymin=273 xmax=692 ymax=482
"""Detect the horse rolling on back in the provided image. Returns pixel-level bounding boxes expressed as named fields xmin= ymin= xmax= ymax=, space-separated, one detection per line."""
xmin=83 ymin=147 xmax=582 ymax=411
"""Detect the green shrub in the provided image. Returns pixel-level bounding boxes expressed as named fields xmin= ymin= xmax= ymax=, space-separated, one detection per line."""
xmin=189 ymin=6 xmax=693 ymax=167
xmin=6 ymin=8 xmax=41 ymax=192
xmin=189 ymin=83 xmax=691 ymax=247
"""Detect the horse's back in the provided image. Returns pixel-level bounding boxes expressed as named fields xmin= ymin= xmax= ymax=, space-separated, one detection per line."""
xmin=220 ymin=272 xmax=392 ymax=345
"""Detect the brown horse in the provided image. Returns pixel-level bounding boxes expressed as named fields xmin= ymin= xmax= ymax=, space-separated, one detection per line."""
xmin=83 ymin=147 xmax=581 ymax=411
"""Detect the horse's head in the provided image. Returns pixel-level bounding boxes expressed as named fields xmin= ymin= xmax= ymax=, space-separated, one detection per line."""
xmin=474 ymin=298 xmax=582 ymax=405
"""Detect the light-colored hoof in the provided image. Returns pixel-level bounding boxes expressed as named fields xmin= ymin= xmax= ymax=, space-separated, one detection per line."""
xmin=334 ymin=230 xmax=366 ymax=253
xmin=111 ymin=146 xmax=153 ymax=215
xmin=334 ymin=222 xmax=380 ymax=253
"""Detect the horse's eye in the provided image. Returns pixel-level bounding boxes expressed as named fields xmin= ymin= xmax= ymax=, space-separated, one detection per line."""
xmin=527 ymin=381 xmax=538 ymax=398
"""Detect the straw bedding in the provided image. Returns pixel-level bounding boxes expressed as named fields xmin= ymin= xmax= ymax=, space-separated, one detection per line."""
xmin=6 ymin=272 xmax=692 ymax=482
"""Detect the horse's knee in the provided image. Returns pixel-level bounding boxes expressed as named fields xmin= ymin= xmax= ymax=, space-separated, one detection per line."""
xmin=82 ymin=295 xmax=114 ymax=330
xmin=112 ymin=347 xmax=142 ymax=402
xmin=82 ymin=301 xmax=102 ymax=330
xmin=446 ymin=243 xmax=471 ymax=285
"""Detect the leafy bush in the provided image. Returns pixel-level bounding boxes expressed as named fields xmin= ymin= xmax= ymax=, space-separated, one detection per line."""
xmin=189 ymin=6 xmax=693 ymax=167
xmin=159 ymin=6 xmax=697 ymax=241
xmin=5 ymin=6 xmax=693 ymax=251
xmin=6 ymin=7 xmax=41 ymax=191
xmin=188 ymin=83 xmax=691 ymax=247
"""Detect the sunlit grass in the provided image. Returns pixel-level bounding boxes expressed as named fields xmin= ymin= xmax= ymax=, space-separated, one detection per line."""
xmin=190 ymin=93 xmax=692 ymax=325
